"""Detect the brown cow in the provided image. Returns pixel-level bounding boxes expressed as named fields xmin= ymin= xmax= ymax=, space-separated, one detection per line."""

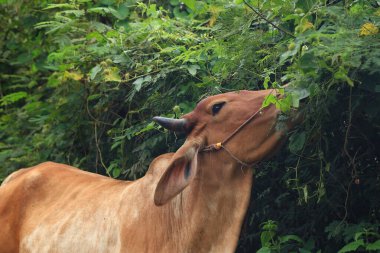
xmin=0 ymin=89 xmax=294 ymax=253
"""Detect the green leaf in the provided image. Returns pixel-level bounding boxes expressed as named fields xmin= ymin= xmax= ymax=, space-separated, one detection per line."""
xmin=257 ymin=247 xmax=271 ymax=253
xmin=104 ymin=67 xmax=121 ymax=82
xmin=338 ymin=240 xmax=365 ymax=253
xmin=170 ymin=0 xmax=180 ymax=5
xmin=134 ymin=122 xmax=155 ymax=136
xmin=114 ymin=4 xmax=130 ymax=20
xmin=287 ymin=87 xmax=310 ymax=109
xmin=263 ymin=76 xmax=270 ymax=89
xmin=291 ymin=93 xmax=300 ymax=108
xmin=113 ymin=55 xmax=130 ymax=64
xmin=303 ymin=185 xmax=308 ymax=203
xmin=64 ymin=71 xmax=83 ymax=81
xmin=299 ymin=51 xmax=318 ymax=73
xmin=289 ymin=131 xmax=306 ymax=153
xmin=261 ymin=94 xmax=277 ymax=108
xmin=296 ymin=0 xmax=314 ymax=12
xmin=88 ymin=7 xmax=112 ymax=15
xmin=186 ymin=65 xmax=200 ymax=76
xmin=182 ymin=0 xmax=195 ymax=10
xmin=89 ymin=65 xmax=102 ymax=80
xmin=87 ymin=94 xmax=102 ymax=101
xmin=132 ymin=75 xmax=152 ymax=92
xmin=112 ymin=167 xmax=121 ymax=178
xmin=43 ymin=4 xmax=76 ymax=10
xmin=367 ymin=240 xmax=380 ymax=251
xmin=133 ymin=78 xmax=144 ymax=92
xmin=261 ymin=231 xmax=275 ymax=247
xmin=334 ymin=66 xmax=354 ymax=86
xmin=173 ymin=6 xmax=189 ymax=19
xmin=0 ymin=92 xmax=28 ymax=106
xmin=279 ymin=235 xmax=303 ymax=244
xmin=354 ymin=232 xmax=364 ymax=241
xmin=280 ymin=41 xmax=301 ymax=63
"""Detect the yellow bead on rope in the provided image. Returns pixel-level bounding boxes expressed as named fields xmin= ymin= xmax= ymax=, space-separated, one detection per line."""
xmin=213 ymin=142 xmax=222 ymax=150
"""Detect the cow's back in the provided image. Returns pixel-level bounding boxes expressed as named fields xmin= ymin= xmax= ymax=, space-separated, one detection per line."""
xmin=0 ymin=162 xmax=131 ymax=253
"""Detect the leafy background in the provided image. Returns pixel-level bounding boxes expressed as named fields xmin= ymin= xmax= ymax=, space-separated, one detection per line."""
xmin=1 ymin=0 xmax=379 ymax=252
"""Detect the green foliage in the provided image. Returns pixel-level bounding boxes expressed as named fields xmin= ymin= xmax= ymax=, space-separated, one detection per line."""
xmin=256 ymin=220 xmax=318 ymax=253
xmin=1 ymin=0 xmax=379 ymax=251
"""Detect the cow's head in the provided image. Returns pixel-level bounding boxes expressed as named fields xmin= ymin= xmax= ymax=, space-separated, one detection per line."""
xmin=153 ymin=90 xmax=294 ymax=205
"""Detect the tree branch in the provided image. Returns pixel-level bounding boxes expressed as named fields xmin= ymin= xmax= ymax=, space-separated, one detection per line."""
xmin=243 ymin=0 xmax=295 ymax=38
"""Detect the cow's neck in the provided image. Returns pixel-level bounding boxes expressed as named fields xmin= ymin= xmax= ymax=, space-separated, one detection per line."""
xmin=179 ymin=152 xmax=254 ymax=252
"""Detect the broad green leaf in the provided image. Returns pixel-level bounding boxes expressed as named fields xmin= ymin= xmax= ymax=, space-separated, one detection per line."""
xmin=173 ymin=6 xmax=189 ymax=19
xmin=354 ymin=232 xmax=364 ymax=241
xmin=182 ymin=0 xmax=195 ymax=10
xmin=261 ymin=94 xmax=277 ymax=108
xmin=186 ymin=65 xmax=200 ymax=76
xmin=133 ymin=78 xmax=144 ymax=92
xmin=296 ymin=0 xmax=314 ymax=12
xmin=109 ymin=4 xmax=129 ymax=20
xmin=289 ymin=131 xmax=306 ymax=153
xmin=367 ymin=240 xmax=380 ymax=251
xmin=113 ymin=55 xmax=130 ymax=64
xmin=291 ymin=94 xmax=300 ymax=108
xmin=89 ymin=65 xmax=102 ymax=80
xmin=287 ymin=87 xmax=310 ymax=108
xmin=112 ymin=167 xmax=121 ymax=178
xmin=276 ymin=96 xmax=292 ymax=112
xmin=289 ymin=88 xmax=310 ymax=101
xmin=338 ymin=240 xmax=365 ymax=253
xmin=170 ymin=0 xmax=180 ymax=5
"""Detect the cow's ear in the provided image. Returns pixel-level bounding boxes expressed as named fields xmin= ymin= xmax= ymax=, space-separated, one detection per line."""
xmin=154 ymin=142 xmax=199 ymax=206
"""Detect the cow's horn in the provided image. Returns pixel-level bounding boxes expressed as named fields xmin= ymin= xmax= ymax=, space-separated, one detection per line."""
xmin=152 ymin=117 xmax=188 ymax=132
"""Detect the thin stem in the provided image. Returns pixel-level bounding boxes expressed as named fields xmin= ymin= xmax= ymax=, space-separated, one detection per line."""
xmin=243 ymin=0 xmax=295 ymax=38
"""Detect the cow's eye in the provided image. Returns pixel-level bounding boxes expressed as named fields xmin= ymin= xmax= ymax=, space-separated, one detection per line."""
xmin=212 ymin=102 xmax=226 ymax=116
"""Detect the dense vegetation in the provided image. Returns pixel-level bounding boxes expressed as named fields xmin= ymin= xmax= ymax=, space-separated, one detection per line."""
xmin=1 ymin=0 xmax=379 ymax=252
